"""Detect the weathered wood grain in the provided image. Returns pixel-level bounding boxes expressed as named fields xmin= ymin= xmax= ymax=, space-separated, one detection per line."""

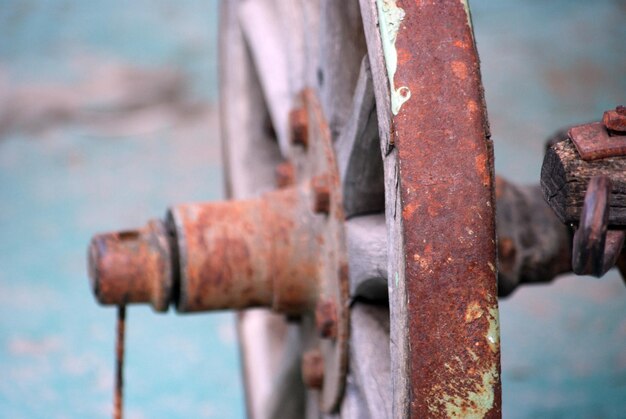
xmin=238 ymin=0 xmax=298 ymax=156
xmin=541 ymin=138 xmax=626 ymax=226
xmin=220 ymin=0 xmax=283 ymax=200
xmin=348 ymin=303 xmax=392 ymax=419
xmin=220 ymin=2 xmax=299 ymax=419
xmin=336 ymin=56 xmax=385 ymax=218
xmin=358 ymin=0 xmax=408 ymax=416
xmin=346 ymin=214 xmax=387 ymax=301
xmin=318 ymin=0 xmax=367 ymax=142
xmin=264 ymin=325 xmax=307 ymax=419
xmin=358 ymin=0 xmax=393 ymax=155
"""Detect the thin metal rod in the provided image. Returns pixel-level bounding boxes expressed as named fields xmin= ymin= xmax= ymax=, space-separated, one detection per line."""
xmin=114 ymin=305 xmax=126 ymax=419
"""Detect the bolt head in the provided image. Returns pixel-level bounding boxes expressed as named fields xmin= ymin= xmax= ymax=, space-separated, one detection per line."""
xmin=315 ymin=299 xmax=337 ymax=339
xmin=301 ymin=349 xmax=324 ymax=389
xmin=289 ymin=108 xmax=308 ymax=147
xmin=275 ymin=162 xmax=295 ymax=189
xmin=603 ymin=108 xmax=626 ymax=133
xmin=311 ymin=175 xmax=331 ymax=214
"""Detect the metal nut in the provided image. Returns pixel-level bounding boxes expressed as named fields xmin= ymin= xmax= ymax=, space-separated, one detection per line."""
xmin=275 ymin=162 xmax=295 ymax=189
xmin=311 ymin=175 xmax=331 ymax=214
xmin=603 ymin=106 xmax=626 ymax=133
xmin=289 ymin=108 xmax=308 ymax=147
xmin=301 ymin=349 xmax=324 ymax=389
xmin=315 ymin=299 xmax=337 ymax=339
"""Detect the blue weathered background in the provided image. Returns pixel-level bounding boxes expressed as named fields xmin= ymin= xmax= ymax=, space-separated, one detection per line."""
xmin=0 ymin=1 xmax=245 ymax=418
xmin=0 ymin=0 xmax=625 ymax=418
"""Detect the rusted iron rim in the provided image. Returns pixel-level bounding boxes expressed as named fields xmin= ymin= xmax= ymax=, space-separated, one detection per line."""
xmin=379 ymin=0 xmax=501 ymax=416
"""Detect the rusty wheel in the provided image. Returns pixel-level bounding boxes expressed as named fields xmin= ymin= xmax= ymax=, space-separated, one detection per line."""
xmin=87 ymin=2 xmax=626 ymax=417
xmin=219 ymin=1 xmax=501 ymax=418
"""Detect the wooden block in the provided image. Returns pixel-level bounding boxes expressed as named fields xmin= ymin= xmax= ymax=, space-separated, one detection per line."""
xmin=541 ymin=138 xmax=626 ymax=226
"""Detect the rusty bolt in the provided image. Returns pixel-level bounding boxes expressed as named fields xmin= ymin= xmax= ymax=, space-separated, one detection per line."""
xmin=603 ymin=106 xmax=626 ymax=133
xmin=289 ymin=108 xmax=308 ymax=147
xmin=315 ymin=299 xmax=338 ymax=339
xmin=275 ymin=162 xmax=295 ymax=189
xmin=88 ymin=219 xmax=173 ymax=312
xmin=311 ymin=175 xmax=331 ymax=214
xmin=301 ymin=349 xmax=324 ymax=389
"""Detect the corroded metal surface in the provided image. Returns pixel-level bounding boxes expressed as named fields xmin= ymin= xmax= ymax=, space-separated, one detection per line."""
xmin=114 ymin=306 xmax=126 ymax=419
xmin=88 ymin=220 xmax=173 ymax=312
xmin=168 ymin=188 xmax=319 ymax=314
xmin=301 ymin=349 xmax=325 ymax=390
xmin=275 ymin=161 xmax=296 ymax=188
xmin=289 ymin=107 xmax=309 ymax=147
xmin=603 ymin=106 xmax=626 ymax=133
xmin=569 ymin=122 xmax=626 ymax=161
xmin=391 ymin=1 xmax=501 ymax=416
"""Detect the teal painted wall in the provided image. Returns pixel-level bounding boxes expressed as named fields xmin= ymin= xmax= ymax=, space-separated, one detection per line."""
xmin=0 ymin=1 xmax=245 ymax=418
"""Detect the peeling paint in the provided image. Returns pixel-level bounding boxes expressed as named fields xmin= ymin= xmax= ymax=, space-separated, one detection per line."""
xmin=376 ymin=0 xmax=411 ymax=115
xmin=427 ymin=353 xmax=499 ymax=419
xmin=464 ymin=301 xmax=482 ymax=323
xmin=442 ymin=364 xmax=498 ymax=418
xmin=486 ymin=306 xmax=500 ymax=353
xmin=460 ymin=0 xmax=474 ymax=31
xmin=427 ymin=301 xmax=500 ymax=416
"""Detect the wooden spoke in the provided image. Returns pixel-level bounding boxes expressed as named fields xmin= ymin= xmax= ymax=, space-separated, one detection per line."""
xmin=318 ymin=0 xmax=367 ymax=142
xmin=347 ymin=303 xmax=392 ymax=419
xmin=346 ymin=214 xmax=387 ymax=301
xmin=219 ymin=2 xmax=295 ymax=418
xmin=336 ymin=57 xmax=384 ymax=218
xmin=239 ymin=0 xmax=320 ymax=155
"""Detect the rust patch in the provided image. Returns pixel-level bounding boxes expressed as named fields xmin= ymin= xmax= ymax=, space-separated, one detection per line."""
xmin=315 ymin=299 xmax=338 ymax=339
xmin=275 ymin=161 xmax=296 ymax=189
xmin=169 ymin=187 xmax=320 ymax=313
xmin=467 ymin=99 xmax=479 ymax=114
xmin=451 ymin=61 xmax=468 ymax=80
xmin=289 ymin=107 xmax=309 ymax=147
xmin=311 ymin=175 xmax=331 ymax=214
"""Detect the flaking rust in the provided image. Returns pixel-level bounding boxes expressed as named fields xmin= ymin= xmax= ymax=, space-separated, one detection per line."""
xmin=391 ymin=0 xmax=501 ymax=417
